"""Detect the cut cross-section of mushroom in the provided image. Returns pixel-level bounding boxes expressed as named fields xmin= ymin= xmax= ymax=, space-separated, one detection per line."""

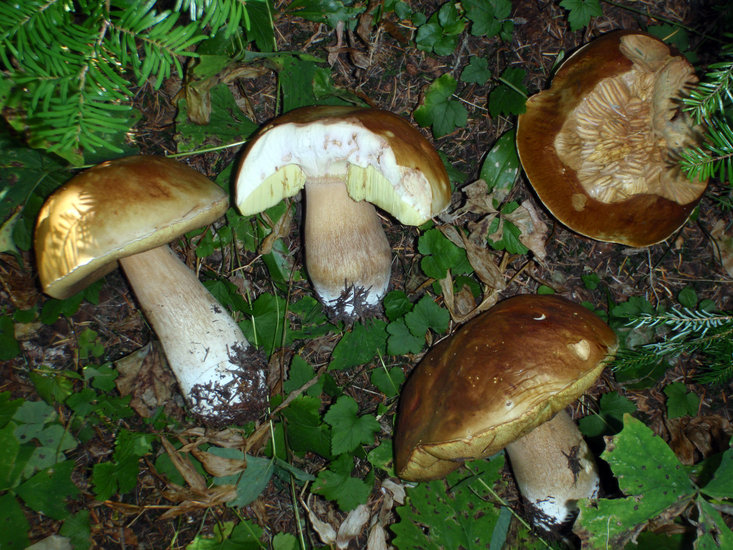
xmin=394 ymin=294 xmax=618 ymax=531
xmin=34 ymin=156 xmax=268 ymax=426
xmin=517 ymin=31 xmax=708 ymax=247
xmin=235 ymin=105 xmax=451 ymax=321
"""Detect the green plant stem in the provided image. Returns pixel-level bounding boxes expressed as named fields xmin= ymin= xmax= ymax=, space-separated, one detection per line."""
xmin=495 ymin=76 xmax=528 ymax=99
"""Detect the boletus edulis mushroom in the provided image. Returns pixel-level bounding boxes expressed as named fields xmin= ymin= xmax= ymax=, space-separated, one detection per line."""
xmin=516 ymin=31 xmax=708 ymax=247
xmin=235 ymin=105 xmax=451 ymax=321
xmin=34 ymin=156 xmax=268 ymax=426
xmin=394 ymin=294 xmax=618 ymax=531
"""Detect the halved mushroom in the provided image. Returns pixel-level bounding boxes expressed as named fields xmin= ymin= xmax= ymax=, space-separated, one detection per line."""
xmin=516 ymin=31 xmax=708 ymax=247
xmin=394 ymin=294 xmax=618 ymax=531
xmin=34 ymin=156 xmax=268 ymax=426
xmin=235 ymin=105 xmax=451 ymax=321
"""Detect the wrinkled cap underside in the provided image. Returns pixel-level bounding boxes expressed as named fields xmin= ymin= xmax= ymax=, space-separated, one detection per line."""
xmin=394 ymin=295 xmax=618 ymax=481
xmin=554 ymin=34 xmax=706 ymax=205
xmin=235 ymin=108 xmax=451 ymax=226
xmin=34 ymin=156 xmax=229 ymax=299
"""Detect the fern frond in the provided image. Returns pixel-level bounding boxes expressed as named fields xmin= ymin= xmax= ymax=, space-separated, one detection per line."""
xmin=621 ymin=308 xmax=733 ymax=384
xmin=174 ymin=0 xmax=253 ymax=37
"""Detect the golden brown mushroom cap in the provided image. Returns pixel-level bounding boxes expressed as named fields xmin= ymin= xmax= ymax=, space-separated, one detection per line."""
xmin=394 ymin=294 xmax=618 ymax=481
xmin=516 ymin=31 xmax=707 ymax=247
xmin=35 ymin=156 xmax=229 ymax=299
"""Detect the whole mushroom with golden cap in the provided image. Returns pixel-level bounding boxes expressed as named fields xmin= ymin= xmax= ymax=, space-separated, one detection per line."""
xmin=235 ymin=105 xmax=451 ymax=321
xmin=394 ymin=294 xmax=618 ymax=531
xmin=516 ymin=30 xmax=708 ymax=247
xmin=34 ymin=156 xmax=268 ymax=426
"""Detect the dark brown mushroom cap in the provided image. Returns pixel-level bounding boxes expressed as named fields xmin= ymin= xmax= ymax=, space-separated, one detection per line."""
xmin=516 ymin=31 xmax=707 ymax=247
xmin=35 ymin=156 xmax=228 ymax=299
xmin=394 ymin=294 xmax=618 ymax=481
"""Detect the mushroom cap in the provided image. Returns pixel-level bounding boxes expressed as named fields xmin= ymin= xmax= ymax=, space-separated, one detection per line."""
xmin=35 ymin=156 xmax=229 ymax=299
xmin=394 ymin=294 xmax=618 ymax=481
xmin=234 ymin=105 xmax=451 ymax=226
xmin=516 ymin=31 xmax=707 ymax=247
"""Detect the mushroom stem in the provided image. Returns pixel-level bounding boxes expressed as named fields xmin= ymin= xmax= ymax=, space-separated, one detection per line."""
xmin=119 ymin=245 xmax=267 ymax=425
xmin=505 ymin=409 xmax=599 ymax=531
xmin=304 ymin=174 xmax=392 ymax=320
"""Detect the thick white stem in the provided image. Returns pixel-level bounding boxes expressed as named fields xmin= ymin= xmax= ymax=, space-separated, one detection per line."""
xmin=119 ymin=245 xmax=266 ymax=425
xmin=505 ymin=409 xmax=599 ymax=531
xmin=304 ymin=175 xmax=392 ymax=320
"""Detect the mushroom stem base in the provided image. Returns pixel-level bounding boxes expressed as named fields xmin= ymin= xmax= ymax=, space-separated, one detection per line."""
xmin=119 ymin=245 xmax=267 ymax=425
xmin=505 ymin=409 xmax=599 ymax=531
xmin=304 ymin=175 xmax=392 ymax=321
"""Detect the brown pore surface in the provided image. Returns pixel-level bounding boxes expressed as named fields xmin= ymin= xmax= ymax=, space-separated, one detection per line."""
xmin=34 ymin=156 xmax=229 ymax=299
xmin=394 ymin=294 xmax=618 ymax=481
xmin=516 ymin=30 xmax=707 ymax=247
xmin=254 ymin=105 xmax=452 ymax=215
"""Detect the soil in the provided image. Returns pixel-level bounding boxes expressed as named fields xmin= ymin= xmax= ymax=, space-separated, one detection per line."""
xmin=2 ymin=0 xmax=732 ymax=548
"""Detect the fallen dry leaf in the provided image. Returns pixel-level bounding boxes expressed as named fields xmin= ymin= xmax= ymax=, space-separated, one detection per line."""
xmin=159 ymin=483 xmax=238 ymax=520
xmin=160 ymin=437 xmax=207 ymax=491
xmin=115 ymin=342 xmax=179 ymax=419
xmin=190 ymin=448 xmax=247 ymax=478
xmin=710 ymin=219 xmax=733 ymax=277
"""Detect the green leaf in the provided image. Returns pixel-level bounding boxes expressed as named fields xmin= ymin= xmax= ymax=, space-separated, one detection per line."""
xmin=281 ymin=395 xmax=332 ymax=459
xmin=383 ymin=290 xmax=413 ymax=321
xmin=324 ymin=396 xmax=380 ymax=455
xmin=460 ymin=56 xmax=491 ymax=85
xmin=413 ymin=74 xmax=468 ymax=138
xmin=175 ymin=83 xmax=258 ymax=152
xmin=405 ymin=295 xmax=450 ymax=337
xmin=329 ymin=320 xmax=388 ymax=370
xmin=0 ymin=423 xmax=22 ymax=490
xmin=696 ymin=498 xmax=733 ymax=549
xmin=15 ymin=460 xmax=78 ymax=520
xmin=61 ymin=510 xmax=91 ymax=550
xmin=391 ymin=457 xmax=506 ymax=549
xmin=0 ymin=493 xmax=29 ymax=550
xmin=677 ymin=286 xmax=698 ymax=309
xmin=367 ymin=439 xmax=394 ymax=473
xmin=479 ymin=129 xmax=518 ymax=200
xmin=488 ymin=67 xmax=527 ymax=117
xmin=312 ymin=453 xmax=372 ymax=511
xmin=0 ymin=315 xmax=20 ymax=360
xmin=700 ymin=441 xmax=733 ymax=500
xmin=418 ymin=228 xmax=471 ymax=280
xmin=488 ymin=218 xmax=528 ymax=255
xmin=0 ymin=392 xmax=23 ymax=428
xmin=575 ymin=415 xmax=696 ymax=548
xmin=370 ymin=366 xmax=406 ymax=398
xmin=578 ymin=392 xmax=637 ymax=438
xmin=463 ymin=0 xmax=512 ymax=38
xmin=387 ymin=319 xmax=425 ymax=356
xmin=581 ymin=272 xmax=601 ymax=290
xmin=286 ymin=0 xmax=365 ymax=27
xmin=663 ymin=382 xmax=700 ymax=419
xmin=211 ymin=449 xmax=274 ymax=508
xmin=12 ymin=399 xmax=55 ymax=425
xmin=559 ymin=0 xmax=602 ymax=32
xmin=242 ymin=292 xmax=288 ymax=355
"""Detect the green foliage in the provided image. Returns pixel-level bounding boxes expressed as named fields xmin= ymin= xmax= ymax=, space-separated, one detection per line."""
xmin=391 ymin=457 xmax=507 ymax=549
xmin=414 ymin=74 xmax=468 ymax=138
xmin=681 ymin=40 xmax=733 ymax=184
xmin=0 ymin=0 xmax=270 ymax=163
xmin=664 ymin=382 xmax=700 ymax=419
xmin=559 ymin=0 xmax=603 ymax=32
xmin=460 ymin=56 xmax=491 ymax=85
xmin=418 ymin=228 xmax=472 ymax=279
xmin=488 ymin=67 xmax=527 ymax=117
xmin=186 ymin=519 xmax=265 ymax=550
xmin=416 ymin=3 xmax=466 ymax=56
xmin=479 ymin=129 xmax=520 ymax=200
xmin=575 ymin=415 xmax=733 ymax=548
xmin=578 ymin=392 xmax=638 ymax=438
xmin=324 ymin=396 xmax=380 ymax=455
xmin=211 ymin=450 xmax=275 ymax=507
xmin=463 ymin=0 xmax=513 ymax=41
xmin=312 ymin=453 xmax=373 ymax=511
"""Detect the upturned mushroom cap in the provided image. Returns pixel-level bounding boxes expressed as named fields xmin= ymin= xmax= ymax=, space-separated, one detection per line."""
xmin=35 ymin=155 xmax=229 ymax=299
xmin=234 ymin=105 xmax=451 ymax=226
xmin=394 ymin=294 xmax=618 ymax=481
xmin=516 ymin=31 xmax=707 ymax=247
